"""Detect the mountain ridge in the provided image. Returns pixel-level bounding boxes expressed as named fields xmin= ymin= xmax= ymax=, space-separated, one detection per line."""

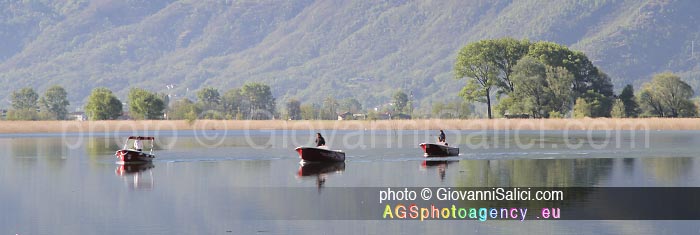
xmin=1 ymin=0 xmax=698 ymax=114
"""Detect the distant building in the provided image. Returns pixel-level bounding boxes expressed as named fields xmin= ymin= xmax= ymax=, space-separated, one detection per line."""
xmin=352 ymin=113 xmax=367 ymax=120
xmin=379 ymin=113 xmax=392 ymax=120
xmin=337 ymin=112 xmax=353 ymax=120
xmin=69 ymin=112 xmax=87 ymax=121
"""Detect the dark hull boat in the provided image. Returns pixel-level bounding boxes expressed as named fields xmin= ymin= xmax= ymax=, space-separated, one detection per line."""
xmin=115 ymin=149 xmax=155 ymax=164
xmin=116 ymin=136 xmax=156 ymax=164
xmin=420 ymin=143 xmax=459 ymax=157
xmin=295 ymin=147 xmax=345 ymax=162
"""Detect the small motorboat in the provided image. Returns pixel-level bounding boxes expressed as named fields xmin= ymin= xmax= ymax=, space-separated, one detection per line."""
xmin=115 ymin=136 xmax=155 ymax=164
xmin=295 ymin=146 xmax=345 ymax=162
xmin=420 ymin=143 xmax=459 ymax=157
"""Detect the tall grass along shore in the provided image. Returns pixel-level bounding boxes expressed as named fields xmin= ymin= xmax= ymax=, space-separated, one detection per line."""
xmin=0 ymin=118 xmax=699 ymax=134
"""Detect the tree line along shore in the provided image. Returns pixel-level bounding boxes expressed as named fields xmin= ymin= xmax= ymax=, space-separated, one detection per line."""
xmin=3 ymin=38 xmax=699 ymax=122
xmin=0 ymin=119 xmax=698 ymax=134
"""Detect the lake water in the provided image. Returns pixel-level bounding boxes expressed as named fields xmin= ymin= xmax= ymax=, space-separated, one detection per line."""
xmin=1 ymin=130 xmax=699 ymax=234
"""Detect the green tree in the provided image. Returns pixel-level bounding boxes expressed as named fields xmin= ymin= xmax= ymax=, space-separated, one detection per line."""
xmin=85 ymin=87 xmax=122 ymax=120
xmin=128 ymin=88 xmax=165 ymax=120
xmin=638 ymin=72 xmax=696 ymax=117
xmin=286 ymin=99 xmax=301 ymax=120
xmin=455 ymin=41 xmax=498 ymax=119
xmin=611 ymin=99 xmax=626 ymax=118
xmin=573 ymin=97 xmax=591 ymax=118
xmin=38 ymin=85 xmax=70 ymax=120
xmin=169 ymin=98 xmax=200 ymax=123
xmin=321 ymin=96 xmax=338 ymax=120
xmin=528 ymin=41 xmax=613 ymax=97
xmin=392 ymin=91 xmax=409 ymax=113
xmin=545 ymin=66 xmax=574 ymax=114
xmin=11 ymin=87 xmax=39 ymax=110
xmin=510 ymin=56 xmax=550 ymax=118
xmin=221 ymin=88 xmax=243 ymax=118
xmin=491 ymin=38 xmax=530 ymax=94
xmin=197 ymin=87 xmax=221 ymax=111
xmin=501 ymin=57 xmax=574 ymax=118
xmin=300 ymin=103 xmax=319 ymax=120
xmin=580 ymin=90 xmax=612 ymax=117
xmin=6 ymin=109 xmax=40 ymax=120
xmin=341 ymin=98 xmax=362 ymax=113
xmin=241 ymin=82 xmax=276 ymax=120
xmin=638 ymin=84 xmax=665 ymax=117
xmin=431 ymin=100 xmax=471 ymax=119
xmin=618 ymin=84 xmax=639 ymax=118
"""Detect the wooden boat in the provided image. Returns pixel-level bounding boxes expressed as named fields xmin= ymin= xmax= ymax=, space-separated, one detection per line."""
xmin=115 ymin=136 xmax=155 ymax=164
xmin=295 ymin=146 xmax=345 ymax=162
xmin=419 ymin=143 xmax=459 ymax=157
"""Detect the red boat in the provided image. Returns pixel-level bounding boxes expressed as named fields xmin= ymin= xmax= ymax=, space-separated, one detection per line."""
xmin=115 ymin=136 xmax=155 ymax=164
xmin=295 ymin=146 xmax=345 ymax=162
xmin=420 ymin=143 xmax=459 ymax=157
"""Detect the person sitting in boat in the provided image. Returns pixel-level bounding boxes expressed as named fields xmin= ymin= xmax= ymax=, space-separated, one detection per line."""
xmin=315 ymin=133 xmax=326 ymax=147
xmin=438 ymin=130 xmax=446 ymax=144
xmin=133 ymin=139 xmax=142 ymax=152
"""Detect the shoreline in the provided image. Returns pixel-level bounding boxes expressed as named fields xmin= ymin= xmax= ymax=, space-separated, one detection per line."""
xmin=1 ymin=118 xmax=700 ymax=133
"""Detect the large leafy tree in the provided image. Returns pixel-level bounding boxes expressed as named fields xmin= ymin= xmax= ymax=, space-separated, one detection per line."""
xmin=128 ymin=88 xmax=165 ymax=120
xmin=85 ymin=87 xmax=122 ymax=120
xmin=341 ymin=98 xmax=362 ymax=114
xmin=241 ymin=82 xmax=276 ymax=120
xmin=545 ymin=66 xmax=575 ymax=114
xmin=499 ymin=56 xmax=574 ymax=118
xmin=491 ymin=38 xmax=530 ymax=94
xmin=638 ymin=72 xmax=696 ymax=117
xmin=221 ymin=88 xmax=243 ymax=118
xmin=528 ymin=41 xmax=613 ymax=98
xmin=39 ymin=85 xmax=70 ymax=120
xmin=197 ymin=87 xmax=221 ymax=109
xmin=11 ymin=87 xmax=39 ymax=110
xmin=509 ymin=57 xmax=550 ymax=118
xmin=455 ymin=41 xmax=499 ymax=119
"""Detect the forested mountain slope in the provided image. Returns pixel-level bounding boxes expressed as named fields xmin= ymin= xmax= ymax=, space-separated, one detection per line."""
xmin=1 ymin=0 xmax=698 ymax=112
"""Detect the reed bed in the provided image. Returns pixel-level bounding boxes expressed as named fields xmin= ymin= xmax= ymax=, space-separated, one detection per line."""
xmin=1 ymin=118 xmax=700 ymax=133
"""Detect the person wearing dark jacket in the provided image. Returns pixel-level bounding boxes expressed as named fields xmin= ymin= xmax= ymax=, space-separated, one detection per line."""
xmin=315 ymin=133 xmax=326 ymax=147
xmin=438 ymin=130 xmax=446 ymax=143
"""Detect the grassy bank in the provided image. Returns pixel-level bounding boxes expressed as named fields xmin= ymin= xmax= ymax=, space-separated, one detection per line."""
xmin=1 ymin=118 xmax=699 ymax=133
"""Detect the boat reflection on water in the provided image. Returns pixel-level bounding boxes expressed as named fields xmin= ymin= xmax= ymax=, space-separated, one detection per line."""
xmin=115 ymin=163 xmax=155 ymax=190
xmin=297 ymin=161 xmax=345 ymax=189
xmin=420 ymin=160 xmax=458 ymax=181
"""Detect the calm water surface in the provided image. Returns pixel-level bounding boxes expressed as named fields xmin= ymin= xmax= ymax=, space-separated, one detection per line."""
xmin=1 ymin=130 xmax=699 ymax=234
